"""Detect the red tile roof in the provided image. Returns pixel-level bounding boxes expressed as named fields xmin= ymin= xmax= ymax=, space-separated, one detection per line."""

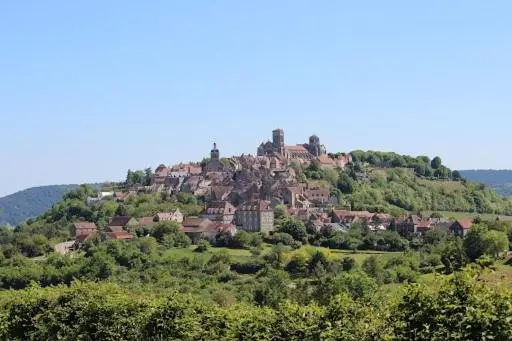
xmin=284 ymin=145 xmax=309 ymax=152
xmin=107 ymin=226 xmax=124 ymax=233
xmin=76 ymin=231 xmax=97 ymax=242
xmin=318 ymin=154 xmax=336 ymax=166
xmin=138 ymin=216 xmax=155 ymax=226
xmin=109 ymin=216 xmax=132 ymax=227
xmin=106 ymin=231 xmax=134 ymax=240
xmin=182 ymin=218 xmax=214 ymax=233
xmin=456 ymin=218 xmax=473 ymax=230
xmin=114 ymin=191 xmax=136 ymax=202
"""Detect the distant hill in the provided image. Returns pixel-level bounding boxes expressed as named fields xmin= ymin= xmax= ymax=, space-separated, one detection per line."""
xmin=459 ymin=170 xmax=512 ymax=197
xmin=0 ymin=185 xmax=80 ymax=226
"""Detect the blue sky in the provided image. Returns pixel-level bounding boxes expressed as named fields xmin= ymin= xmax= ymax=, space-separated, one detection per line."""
xmin=1 ymin=1 xmax=511 ymax=196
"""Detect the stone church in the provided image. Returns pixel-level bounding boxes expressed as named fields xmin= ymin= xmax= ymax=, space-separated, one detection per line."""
xmin=257 ymin=128 xmax=327 ymax=161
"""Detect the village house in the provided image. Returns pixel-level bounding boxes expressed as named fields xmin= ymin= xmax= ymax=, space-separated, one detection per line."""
xmin=236 ymin=200 xmax=274 ymax=235
xmin=332 ymin=210 xmax=375 ymax=226
xmin=86 ymin=191 xmax=114 ymax=205
xmin=114 ymin=191 xmax=136 ymax=202
xmin=105 ymin=231 xmax=134 ymax=241
xmin=394 ymin=215 xmax=433 ymax=236
xmin=201 ymin=201 xmax=236 ymax=224
xmin=450 ymin=218 xmax=473 ymax=237
xmin=283 ymin=185 xmax=311 ymax=209
xmin=182 ymin=217 xmax=217 ymax=242
xmin=155 ymin=209 xmax=184 ymax=223
xmin=171 ymin=163 xmax=202 ymax=176
xmin=71 ymin=222 xmax=98 ymax=243
xmin=304 ymin=186 xmax=330 ymax=206
xmin=138 ymin=216 xmax=155 ymax=227
xmin=108 ymin=216 xmax=139 ymax=232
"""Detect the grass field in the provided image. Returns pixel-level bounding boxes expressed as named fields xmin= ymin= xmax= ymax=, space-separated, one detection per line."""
xmin=422 ymin=210 xmax=512 ymax=221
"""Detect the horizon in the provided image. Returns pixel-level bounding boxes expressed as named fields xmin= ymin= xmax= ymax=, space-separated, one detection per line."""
xmin=2 ymin=1 xmax=512 ymax=196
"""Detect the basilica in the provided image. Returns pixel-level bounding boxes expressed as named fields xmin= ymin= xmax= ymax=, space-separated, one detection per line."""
xmin=257 ymin=128 xmax=327 ymax=161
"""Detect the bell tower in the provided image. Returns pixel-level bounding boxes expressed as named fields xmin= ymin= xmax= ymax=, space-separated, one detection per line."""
xmin=272 ymin=128 xmax=285 ymax=155
xmin=210 ymin=142 xmax=220 ymax=161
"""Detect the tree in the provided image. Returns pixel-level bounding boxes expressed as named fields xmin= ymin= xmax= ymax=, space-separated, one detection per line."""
xmin=423 ymin=227 xmax=448 ymax=245
xmin=341 ymin=257 xmax=356 ymax=271
xmin=150 ymin=221 xmax=191 ymax=247
xmin=431 ymin=156 xmax=442 ymax=170
xmin=463 ymin=224 xmax=491 ymax=261
xmin=273 ymin=204 xmax=287 ymax=220
xmin=452 ymin=170 xmax=462 ymax=180
xmin=144 ymin=168 xmax=153 ymax=186
xmin=254 ymin=268 xmax=290 ymax=308
xmin=484 ymin=230 xmax=508 ymax=258
xmin=278 ymin=218 xmax=307 ymax=243
xmin=440 ymin=238 xmax=467 ymax=273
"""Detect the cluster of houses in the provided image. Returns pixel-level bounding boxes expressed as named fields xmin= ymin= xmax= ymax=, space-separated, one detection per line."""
xmin=67 ymin=203 xmax=474 ymax=254
xmin=67 ymin=128 xmax=476 ymax=253
xmin=69 ymin=197 xmax=276 ymax=249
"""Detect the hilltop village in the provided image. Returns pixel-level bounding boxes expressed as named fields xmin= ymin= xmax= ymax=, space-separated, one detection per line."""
xmin=68 ymin=128 xmax=472 ymax=248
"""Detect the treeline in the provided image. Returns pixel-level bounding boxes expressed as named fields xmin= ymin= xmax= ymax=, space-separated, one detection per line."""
xmin=350 ymin=150 xmax=460 ymax=180
xmin=0 ymin=269 xmax=510 ymax=340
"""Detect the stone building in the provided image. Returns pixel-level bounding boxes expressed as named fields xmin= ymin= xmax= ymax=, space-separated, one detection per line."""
xmin=306 ymin=135 xmax=326 ymax=157
xmin=205 ymin=143 xmax=227 ymax=172
xmin=201 ymin=201 xmax=236 ymax=224
xmin=236 ymin=200 xmax=274 ymax=235
xmin=257 ymin=129 xmax=326 ymax=162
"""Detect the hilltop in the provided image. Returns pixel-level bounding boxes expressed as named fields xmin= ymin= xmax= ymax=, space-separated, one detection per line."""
xmin=1 ymin=130 xmax=512 ymax=340
xmin=460 ymin=170 xmax=512 ymax=197
xmin=0 ymin=184 xmax=80 ymax=226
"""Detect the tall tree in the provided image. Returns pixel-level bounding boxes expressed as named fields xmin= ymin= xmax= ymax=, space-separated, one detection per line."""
xmin=431 ymin=156 xmax=442 ymax=169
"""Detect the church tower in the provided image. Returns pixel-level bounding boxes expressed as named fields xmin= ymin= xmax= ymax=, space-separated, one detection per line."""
xmin=272 ymin=128 xmax=285 ymax=155
xmin=211 ymin=142 xmax=220 ymax=161
xmin=308 ymin=135 xmax=321 ymax=157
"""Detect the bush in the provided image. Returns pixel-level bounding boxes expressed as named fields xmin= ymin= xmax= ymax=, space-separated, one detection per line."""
xmin=267 ymin=233 xmax=295 ymax=246
xmin=195 ymin=240 xmax=210 ymax=253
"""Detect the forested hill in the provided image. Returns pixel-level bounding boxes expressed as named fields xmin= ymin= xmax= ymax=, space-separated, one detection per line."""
xmin=0 ymin=185 xmax=80 ymax=226
xmin=460 ymin=170 xmax=512 ymax=197
xmin=327 ymin=151 xmax=512 ymax=215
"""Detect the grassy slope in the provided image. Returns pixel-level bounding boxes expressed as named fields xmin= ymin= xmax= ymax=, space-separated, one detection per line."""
xmin=345 ymin=167 xmax=512 ymax=215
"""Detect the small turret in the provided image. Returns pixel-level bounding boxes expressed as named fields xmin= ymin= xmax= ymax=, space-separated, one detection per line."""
xmin=211 ymin=142 xmax=220 ymax=161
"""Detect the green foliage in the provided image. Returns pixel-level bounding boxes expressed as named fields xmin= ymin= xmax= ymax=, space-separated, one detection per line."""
xmin=463 ymin=224 xmax=509 ymax=261
xmin=150 ymin=221 xmax=191 ymax=248
xmin=278 ymin=218 xmax=307 ymax=243
xmin=195 ymin=240 xmax=210 ymax=253
xmin=341 ymin=167 xmax=512 ymax=215
xmin=391 ymin=270 xmax=512 ymax=340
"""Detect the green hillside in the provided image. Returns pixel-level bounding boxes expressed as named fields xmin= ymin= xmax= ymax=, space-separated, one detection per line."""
xmin=0 ymin=185 xmax=81 ymax=226
xmin=342 ymin=167 xmax=512 ymax=215
xmin=308 ymin=151 xmax=512 ymax=216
